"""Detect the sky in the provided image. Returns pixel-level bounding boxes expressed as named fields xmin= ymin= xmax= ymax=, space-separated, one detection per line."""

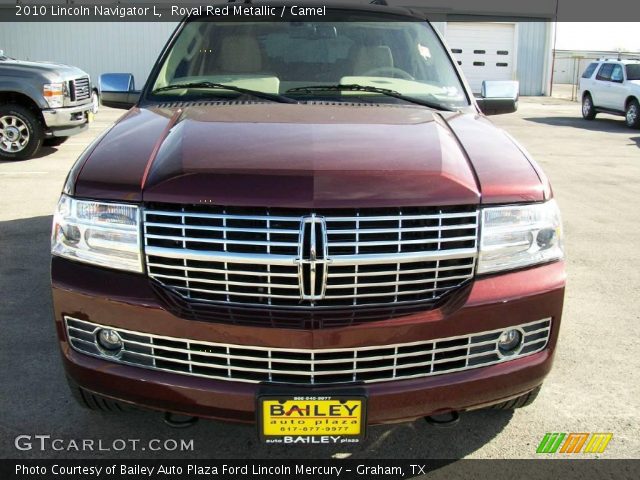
xmin=555 ymin=23 xmax=640 ymax=52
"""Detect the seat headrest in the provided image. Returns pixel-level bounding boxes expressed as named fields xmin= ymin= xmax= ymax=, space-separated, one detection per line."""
xmin=352 ymin=46 xmax=394 ymax=75
xmin=217 ymin=36 xmax=262 ymax=73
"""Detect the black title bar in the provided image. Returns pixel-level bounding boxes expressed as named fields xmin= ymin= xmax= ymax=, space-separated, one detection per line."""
xmin=1 ymin=0 xmax=640 ymax=22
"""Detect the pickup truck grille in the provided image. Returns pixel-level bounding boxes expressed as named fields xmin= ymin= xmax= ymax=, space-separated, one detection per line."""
xmin=69 ymin=77 xmax=90 ymax=102
xmin=143 ymin=205 xmax=478 ymax=309
xmin=65 ymin=317 xmax=551 ymax=385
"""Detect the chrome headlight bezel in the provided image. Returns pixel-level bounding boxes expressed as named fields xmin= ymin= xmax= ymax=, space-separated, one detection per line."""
xmin=51 ymin=195 xmax=143 ymax=273
xmin=477 ymin=199 xmax=564 ymax=275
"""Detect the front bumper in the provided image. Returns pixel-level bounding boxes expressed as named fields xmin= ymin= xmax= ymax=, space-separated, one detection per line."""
xmin=42 ymin=103 xmax=92 ymax=134
xmin=52 ymin=258 xmax=565 ymax=425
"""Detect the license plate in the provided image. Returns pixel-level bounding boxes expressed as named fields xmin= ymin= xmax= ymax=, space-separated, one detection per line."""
xmin=258 ymin=395 xmax=366 ymax=445
xmin=87 ymin=112 xmax=94 ymax=123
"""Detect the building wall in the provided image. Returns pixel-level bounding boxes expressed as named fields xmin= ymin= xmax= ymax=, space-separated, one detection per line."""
xmin=516 ymin=22 xmax=551 ymax=96
xmin=435 ymin=20 xmax=552 ymax=95
xmin=0 ymin=21 xmax=179 ymax=89
xmin=553 ymin=50 xmax=640 ymax=85
xmin=0 ymin=19 xmax=551 ymax=96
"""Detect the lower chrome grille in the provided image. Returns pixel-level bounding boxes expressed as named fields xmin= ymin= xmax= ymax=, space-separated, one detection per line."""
xmin=65 ymin=317 xmax=551 ymax=385
xmin=144 ymin=205 xmax=478 ymax=310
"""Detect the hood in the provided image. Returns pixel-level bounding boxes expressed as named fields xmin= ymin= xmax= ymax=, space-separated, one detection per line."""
xmin=73 ymin=103 xmax=545 ymax=207
xmin=0 ymin=58 xmax=88 ymax=81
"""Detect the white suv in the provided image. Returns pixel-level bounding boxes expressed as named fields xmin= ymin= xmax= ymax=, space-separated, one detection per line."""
xmin=579 ymin=59 xmax=640 ymax=129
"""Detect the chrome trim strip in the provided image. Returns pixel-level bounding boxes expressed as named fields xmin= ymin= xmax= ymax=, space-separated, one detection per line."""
xmin=146 ymin=246 xmax=298 ymax=266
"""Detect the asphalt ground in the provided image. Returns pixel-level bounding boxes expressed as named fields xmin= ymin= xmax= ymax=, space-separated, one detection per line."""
xmin=0 ymin=96 xmax=638 ymax=460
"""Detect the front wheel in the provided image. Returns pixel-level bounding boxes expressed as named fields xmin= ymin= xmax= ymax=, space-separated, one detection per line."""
xmin=582 ymin=94 xmax=596 ymax=120
xmin=0 ymin=104 xmax=44 ymax=160
xmin=91 ymin=90 xmax=100 ymax=114
xmin=625 ymin=99 xmax=640 ymax=129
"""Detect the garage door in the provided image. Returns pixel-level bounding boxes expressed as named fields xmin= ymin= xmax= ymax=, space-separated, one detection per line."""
xmin=445 ymin=23 xmax=516 ymax=93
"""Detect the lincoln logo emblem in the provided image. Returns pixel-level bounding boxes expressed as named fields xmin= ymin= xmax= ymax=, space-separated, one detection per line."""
xmin=297 ymin=215 xmax=329 ymax=302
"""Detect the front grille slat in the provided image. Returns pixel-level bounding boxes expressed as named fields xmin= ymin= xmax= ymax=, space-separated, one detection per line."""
xmin=145 ymin=234 xmax=299 ymax=248
xmin=326 ymin=274 xmax=473 ymax=290
xmin=66 ymin=317 xmax=552 ymax=385
xmin=152 ymin=273 xmax=299 ymax=290
xmin=328 ymin=236 xmax=477 ymax=248
xmin=326 ymin=223 xmax=477 ymax=234
xmin=171 ymin=285 xmax=302 ymax=300
xmin=144 ymin=205 xmax=479 ymax=313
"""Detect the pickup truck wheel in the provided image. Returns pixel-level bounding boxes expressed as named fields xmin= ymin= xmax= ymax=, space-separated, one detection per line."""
xmin=0 ymin=104 xmax=44 ymax=160
xmin=91 ymin=91 xmax=99 ymax=114
xmin=490 ymin=385 xmax=541 ymax=410
xmin=582 ymin=94 xmax=596 ymax=120
xmin=66 ymin=376 xmax=134 ymax=412
xmin=625 ymin=99 xmax=640 ymax=129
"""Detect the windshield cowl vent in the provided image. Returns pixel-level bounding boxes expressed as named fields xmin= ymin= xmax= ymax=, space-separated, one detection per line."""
xmin=156 ymin=100 xmax=400 ymax=109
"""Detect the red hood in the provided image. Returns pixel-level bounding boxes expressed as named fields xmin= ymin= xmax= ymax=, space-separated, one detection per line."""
xmin=73 ymin=103 xmax=546 ymax=206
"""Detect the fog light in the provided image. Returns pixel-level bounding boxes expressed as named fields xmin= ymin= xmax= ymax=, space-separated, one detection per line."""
xmin=497 ymin=329 xmax=523 ymax=356
xmin=97 ymin=328 xmax=123 ymax=354
xmin=536 ymin=228 xmax=557 ymax=249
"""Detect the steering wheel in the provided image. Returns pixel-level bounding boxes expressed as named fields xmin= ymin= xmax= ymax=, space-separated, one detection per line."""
xmin=361 ymin=67 xmax=415 ymax=81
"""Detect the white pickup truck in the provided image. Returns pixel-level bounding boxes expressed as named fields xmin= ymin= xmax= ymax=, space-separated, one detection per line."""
xmin=579 ymin=59 xmax=640 ymax=129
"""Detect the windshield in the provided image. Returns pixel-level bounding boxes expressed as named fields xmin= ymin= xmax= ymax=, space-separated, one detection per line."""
xmin=147 ymin=17 xmax=469 ymax=109
xmin=626 ymin=64 xmax=640 ymax=81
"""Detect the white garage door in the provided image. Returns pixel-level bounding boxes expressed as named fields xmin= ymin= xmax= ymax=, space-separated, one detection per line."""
xmin=445 ymin=23 xmax=516 ymax=93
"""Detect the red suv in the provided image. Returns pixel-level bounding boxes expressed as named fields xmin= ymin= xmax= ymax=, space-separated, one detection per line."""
xmin=51 ymin=4 xmax=564 ymax=444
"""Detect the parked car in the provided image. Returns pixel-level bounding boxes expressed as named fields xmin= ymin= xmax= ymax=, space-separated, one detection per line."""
xmin=0 ymin=49 xmax=95 ymax=160
xmin=579 ymin=58 xmax=640 ymax=129
xmin=51 ymin=3 xmax=565 ymax=444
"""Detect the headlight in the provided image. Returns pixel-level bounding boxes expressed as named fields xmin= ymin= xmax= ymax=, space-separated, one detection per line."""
xmin=477 ymin=199 xmax=563 ymax=274
xmin=43 ymin=83 xmax=65 ymax=108
xmin=51 ymin=195 xmax=142 ymax=273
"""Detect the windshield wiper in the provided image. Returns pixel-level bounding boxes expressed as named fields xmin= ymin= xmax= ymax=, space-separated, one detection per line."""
xmin=286 ymin=84 xmax=453 ymax=111
xmin=152 ymin=81 xmax=297 ymax=104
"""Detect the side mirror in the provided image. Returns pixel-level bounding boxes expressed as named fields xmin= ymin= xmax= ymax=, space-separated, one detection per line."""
xmin=99 ymin=73 xmax=139 ymax=109
xmin=476 ymin=80 xmax=519 ymax=116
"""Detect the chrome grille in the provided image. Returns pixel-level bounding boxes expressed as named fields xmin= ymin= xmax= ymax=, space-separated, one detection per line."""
xmin=143 ymin=205 xmax=478 ymax=309
xmin=65 ymin=317 xmax=551 ymax=385
xmin=70 ymin=77 xmax=90 ymax=102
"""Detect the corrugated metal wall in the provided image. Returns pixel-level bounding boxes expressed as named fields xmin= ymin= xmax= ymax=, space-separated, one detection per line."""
xmin=516 ymin=22 xmax=550 ymax=96
xmin=0 ymin=22 xmax=179 ymax=89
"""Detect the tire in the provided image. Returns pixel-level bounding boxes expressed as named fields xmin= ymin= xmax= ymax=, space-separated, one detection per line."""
xmin=625 ymin=99 xmax=640 ymax=129
xmin=66 ymin=376 xmax=134 ymax=412
xmin=490 ymin=385 xmax=541 ymax=410
xmin=91 ymin=90 xmax=100 ymax=114
xmin=582 ymin=93 xmax=596 ymax=120
xmin=44 ymin=136 xmax=69 ymax=147
xmin=0 ymin=104 xmax=44 ymax=160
